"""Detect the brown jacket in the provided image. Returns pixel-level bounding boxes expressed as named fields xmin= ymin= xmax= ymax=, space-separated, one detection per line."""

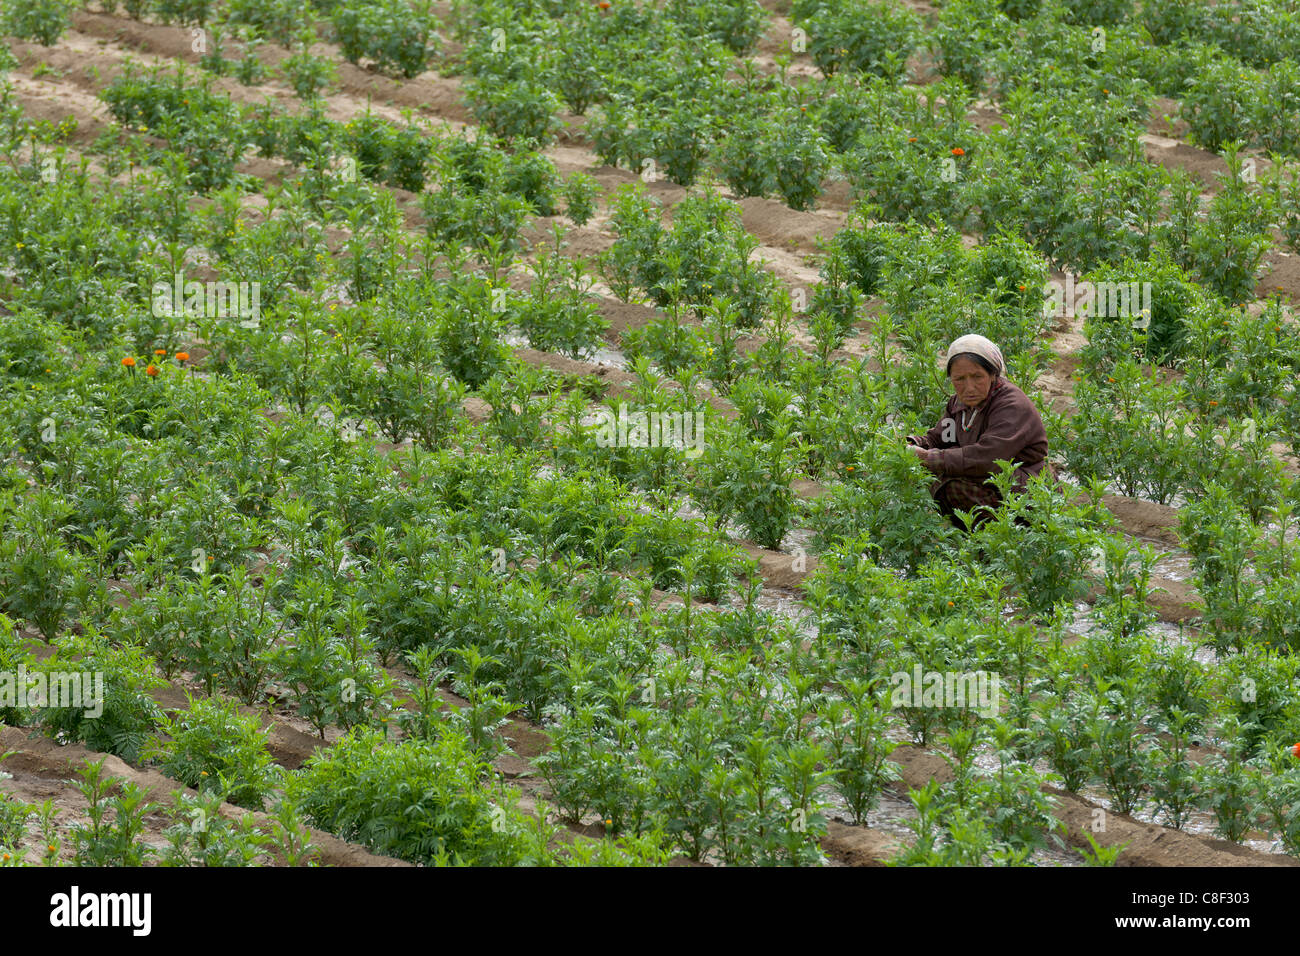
xmin=906 ymin=378 xmax=1051 ymax=492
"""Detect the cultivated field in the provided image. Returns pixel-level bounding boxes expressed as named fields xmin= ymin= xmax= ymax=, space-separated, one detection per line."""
xmin=2 ymin=0 xmax=1300 ymax=868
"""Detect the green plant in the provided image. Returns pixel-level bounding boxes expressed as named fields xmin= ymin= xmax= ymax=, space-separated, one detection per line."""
xmin=279 ymin=38 xmax=338 ymax=100
xmin=226 ymin=0 xmax=306 ymax=45
xmin=510 ymin=229 xmax=608 ymax=359
xmin=268 ymin=798 xmax=319 ymax=866
xmin=331 ymin=0 xmax=440 ymax=77
xmin=1083 ymin=671 xmax=1153 ymax=816
xmin=0 ymin=488 xmax=86 ymax=641
xmin=160 ymin=786 xmax=270 ymax=866
xmin=1269 ymin=157 xmax=1300 ymax=253
xmin=667 ymin=0 xmax=766 ymax=55
xmin=1078 ymin=247 xmax=1208 ymax=366
xmin=1064 ymin=365 xmax=1193 ymax=504
xmin=2 ymin=0 xmax=75 ymax=45
xmin=148 ymin=695 xmax=281 ymax=810
xmin=443 ymin=645 xmax=516 ymax=759
xmin=34 ymin=632 xmax=164 ymax=763
xmin=1253 ymin=748 xmax=1300 ymax=854
xmin=1032 ymin=686 xmax=1093 ymax=792
xmin=559 ymin=828 xmax=677 ymax=866
xmin=275 ymin=577 xmax=392 ymax=739
xmin=394 ymin=645 xmax=450 ymax=741
xmin=1179 ymin=484 xmax=1258 ymax=652
xmin=467 ymin=79 xmax=562 ymax=146
xmin=890 ymin=778 xmax=995 ymax=865
xmin=70 ymin=758 xmax=156 ymax=866
xmin=803 ymin=0 xmax=921 ymax=80
xmin=155 ymin=0 xmax=213 ymax=24
xmin=1076 ymin=830 xmax=1126 ymax=865
xmin=976 ymin=723 xmax=1062 ymax=851
xmin=562 ymin=171 xmax=599 ymax=226
xmin=815 ymin=680 xmax=900 ymax=824
xmin=969 ymin=467 xmax=1105 ymax=618
xmin=1151 ymin=708 xmax=1200 ymax=830
xmin=1216 ymin=650 xmax=1300 ymax=757
xmin=101 ymin=64 xmax=247 ymax=191
xmin=715 ymin=114 xmax=830 ymax=210
xmin=1196 ymin=717 xmax=1259 ymax=843
xmin=285 ymin=726 xmax=537 ymax=865
xmin=0 ymin=792 xmax=32 ymax=850
xmin=1182 ymin=142 xmax=1276 ymax=305
xmin=931 ymin=0 xmax=1010 ymax=93
xmin=234 ymin=37 xmax=267 ymax=84
xmin=694 ymin=416 xmax=801 ymax=550
xmin=129 ymin=565 xmax=285 ymax=702
xmin=1181 ymin=54 xmax=1260 ymax=152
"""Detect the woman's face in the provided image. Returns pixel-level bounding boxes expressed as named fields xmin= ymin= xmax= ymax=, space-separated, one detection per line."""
xmin=950 ymin=356 xmax=994 ymax=408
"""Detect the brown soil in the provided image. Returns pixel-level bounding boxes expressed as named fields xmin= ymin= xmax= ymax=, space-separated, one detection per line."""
xmin=0 ymin=726 xmax=408 ymax=866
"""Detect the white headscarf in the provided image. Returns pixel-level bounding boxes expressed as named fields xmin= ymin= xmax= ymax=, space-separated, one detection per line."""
xmin=945 ymin=334 xmax=1004 ymax=377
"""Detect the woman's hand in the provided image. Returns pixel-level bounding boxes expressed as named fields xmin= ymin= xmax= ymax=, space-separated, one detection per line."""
xmin=908 ymin=444 xmax=932 ymax=464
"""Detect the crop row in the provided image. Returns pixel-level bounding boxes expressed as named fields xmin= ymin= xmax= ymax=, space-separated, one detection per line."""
xmin=2 ymin=112 xmax=1300 ymax=861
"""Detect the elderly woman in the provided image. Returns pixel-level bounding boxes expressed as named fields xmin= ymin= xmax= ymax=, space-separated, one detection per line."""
xmin=905 ymin=334 xmax=1051 ymax=530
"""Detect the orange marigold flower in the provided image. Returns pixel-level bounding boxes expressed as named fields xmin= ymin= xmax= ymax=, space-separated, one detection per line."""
xmin=1017 ymin=284 xmax=1026 ymax=291
xmin=1209 ymin=400 xmax=1219 ymax=406
xmin=146 ymin=364 xmax=159 ymax=377
xmin=154 ymin=349 xmax=167 ymax=356
xmin=951 ymin=147 xmax=965 ymax=156
xmin=907 ymin=136 xmax=917 ymax=142
xmin=1292 ymin=741 xmax=1300 ymax=758
xmin=175 ymin=351 xmax=190 ymax=363
xmin=597 ymin=0 xmax=609 ymax=7
xmin=121 ymin=356 xmax=136 ymax=367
